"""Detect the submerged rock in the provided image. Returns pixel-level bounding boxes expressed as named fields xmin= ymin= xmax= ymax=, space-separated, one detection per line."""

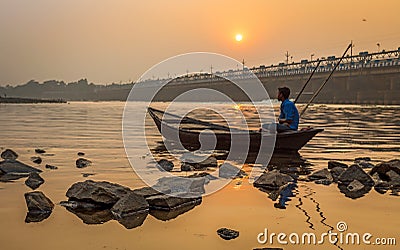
xmin=187 ymin=172 xmax=218 ymax=184
xmin=25 ymin=211 xmax=52 ymax=223
xmin=66 ymin=180 xmax=132 ymax=205
xmin=24 ymin=191 xmax=54 ymax=213
xmin=45 ymin=164 xmax=58 ymax=170
xmin=64 ymin=207 xmax=113 ymax=225
xmin=77 ymin=152 xmax=85 ymax=156
xmin=355 ymin=157 xmax=371 ymax=162
xmin=181 ymin=163 xmax=195 ymax=171
xmin=218 ymin=163 xmax=247 ymax=179
xmin=253 ymin=170 xmax=294 ymax=190
xmin=181 ymin=153 xmax=218 ymax=170
xmin=25 ymin=172 xmax=45 ymax=190
xmin=357 ymin=161 xmax=374 ymax=169
xmin=35 ymin=149 xmax=46 ymax=154
xmin=156 ymin=159 xmax=174 ymax=172
xmin=146 ymin=193 xmax=202 ymax=210
xmin=116 ymin=212 xmax=148 ymax=229
xmin=76 ymin=158 xmax=92 ymax=168
xmin=0 ymin=160 xmax=42 ymax=174
xmin=1 ymin=149 xmax=18 ymax=160
xmin=110 ymin=192 xmax=149 ymax=218
xmin=217 ymin=228 xmax=239 ymax=240
xmin=328 ymin=160 xmax=348 ymax=169
xmin=31 ymin=156 xmax=42 ymax=164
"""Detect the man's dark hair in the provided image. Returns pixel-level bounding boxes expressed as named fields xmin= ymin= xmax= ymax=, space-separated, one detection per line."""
xmin=278 ymin=87 xmax=290 ymax=99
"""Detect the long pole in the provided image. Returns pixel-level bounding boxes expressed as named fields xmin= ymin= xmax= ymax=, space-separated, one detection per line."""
xmin=300 ymin=43 xmax=352 ymax=117
xmin=294 ymin=59 xmax=321 ymax=103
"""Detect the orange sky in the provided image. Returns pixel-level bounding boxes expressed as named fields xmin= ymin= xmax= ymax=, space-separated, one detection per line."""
xmin=0 ymin=0 xmax=399 ymax=85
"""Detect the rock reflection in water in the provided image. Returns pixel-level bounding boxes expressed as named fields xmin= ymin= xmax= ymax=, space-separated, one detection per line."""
xmin=338 ymin=183 xmax=373 ymax=199
xmin=64 ymin=207 xmax=148 ymax=229
xmin=150 ymin=199 xmax=202 ymax=221
xmin=25 ymin=211 xmax=52 ymax=223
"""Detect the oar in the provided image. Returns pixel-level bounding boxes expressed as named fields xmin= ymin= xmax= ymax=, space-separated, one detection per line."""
xmin=300 ymin=43 xmax=352 ymax=117
xmin=294 ymin=59 xmax=321 ymax=103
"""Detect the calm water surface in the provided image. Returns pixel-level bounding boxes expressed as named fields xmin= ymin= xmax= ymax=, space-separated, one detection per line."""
xmin=0 ymin=102 xmax=399 ymax=250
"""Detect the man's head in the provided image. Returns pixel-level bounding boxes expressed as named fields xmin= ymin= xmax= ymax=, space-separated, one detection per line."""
xmin=278 ymin=87 xmax=290 ymax=101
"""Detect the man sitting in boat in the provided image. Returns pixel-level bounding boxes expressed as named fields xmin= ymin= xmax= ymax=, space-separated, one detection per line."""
xmin=262 ymin=87 xmax=299 ymax=133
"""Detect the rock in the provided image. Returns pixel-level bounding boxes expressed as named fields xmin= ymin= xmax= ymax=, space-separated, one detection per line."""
xmin=181 ymin=153 xmax=218 ymax=170
xmin=111 ymin=192 xmax=149 ymax=218
xmin=253 ymin=248 xmax=283 ymax=250
xmin=328 ymin=160 xmax=348 ymax=169
xmin=355 ymin=157 xmax=371 ymax=162
xmin=330 ymin=167 xmax=345 ymax=182
xmin=66 ymin=180 xmax=133 ymax=206
xmin=35 ymin=149 xmax=46 ymax=154
xmin=25 ymin=172 xmax=45 ymax=190
xmin=181 ymin=163 xmax=195 ymax=171
xmin=31 ymin=156 xmax=42 ymax=164
xmin=338 ymin=164 xmax=374 ymax=186
xmin=1 ymin=149 xmax=18 ymax=160
xmin=77 ymin=152 xmax=85 ymax=156
xmin=153 ymin=176 xmax=206 ymax=194
xmin=315 ymin=179 xmax=333 ymax=185
xmin=45 ymin=164 xmax=58 ymax=170
xmin=133 ymin=186 xmax=171 ymax=198
xmin=347 ymin=179 xmax=365 ymax=192
xmin=218 ymin=163 xmax=247 ymax=179
xmin=357 ymin=161 xmax=374 ymax=169
xmin=76 ymin=158 xmax=92 ymax=168
xmin=24 ymin=191 xmax=54 ymax=213
xmin=387 ymin=170 xmax=400 ymax=187
xmin=0 ymin=160 xmax=42 ymax=174
xmin=253 ymin=170 xmax=294 ymax=190
xmin=187 ymin=172 xmax=218 ymax=184
xmin=82 ymin=173 xmax=95 ymax=177
xmin=0 ymin=173 xmax=28 ymax=182
xmin=308 ymin=168 xmax=333 ymax=181
xmin=370 ymin=160 xmax=400 ymax=181
xmin=156 ymin=159 xmax=174 ymax=172
xmin=217 ymin=228 xmax=239 ymax=240
xmin=146 ymin=193 xmax=202 ymax=210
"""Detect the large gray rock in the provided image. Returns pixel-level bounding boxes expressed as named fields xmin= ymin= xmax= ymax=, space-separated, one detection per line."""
xmin=218 ymin=163 xmax=246 ymax=179
xmin=0 ymin=160 xmax=42 ymax=174
xmin=181 ymin=153 xmax=218 ymax=170
xmin=146 ymin=193 xmax=202 ymax=210
xmin=338 ymin=164 xmax=374 ymax=186
xmin=370 ymin=160 xmax=400 ymax=181
xmin=111 ymin=192 xmax=149 ymax=218
xmin=24 ymin=191 xmax=54 ymax=213
xmin=328 ymin=160 xmax=348 ymax=169
xmin=1 ymin=149 xmax=18 ymax=160
xmin=253 ymin=170 xmax=294 ymax=190
xmin=153 ymin=176 xmax=206 ymax=194
xmin=76 ymin=158 xmax=92 ymax=168
xmin=66 ymin=180 xmax=133 ymax=205
xmin=25 ymin=172 xmax=45 ymax=190
xmin=156 ymin=159 xmax=174 ymax=172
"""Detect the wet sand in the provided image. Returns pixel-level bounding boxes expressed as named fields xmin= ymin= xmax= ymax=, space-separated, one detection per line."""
xmin=0 ymin=102 xmax=399 ymax=249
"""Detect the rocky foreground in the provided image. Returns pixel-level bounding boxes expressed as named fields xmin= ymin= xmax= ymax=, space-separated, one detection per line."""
xmin=1 ymin=148 xmax=399 ymax=230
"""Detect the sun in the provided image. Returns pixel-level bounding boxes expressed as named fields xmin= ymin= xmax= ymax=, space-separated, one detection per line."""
xmin=235 ymin=34 xmax=243 ymax=42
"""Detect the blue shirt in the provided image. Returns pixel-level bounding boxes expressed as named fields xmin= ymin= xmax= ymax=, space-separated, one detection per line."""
xmin=279 ymin=99 xmax=299 ymax=130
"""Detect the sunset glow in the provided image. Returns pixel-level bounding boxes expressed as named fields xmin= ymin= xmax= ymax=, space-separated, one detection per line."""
xmin=235 ymin=34 xmax=243 ymax=42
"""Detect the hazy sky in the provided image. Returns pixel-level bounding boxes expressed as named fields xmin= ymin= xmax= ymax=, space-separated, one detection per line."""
xmin=0 ymin=0 xmax=399 ymax=85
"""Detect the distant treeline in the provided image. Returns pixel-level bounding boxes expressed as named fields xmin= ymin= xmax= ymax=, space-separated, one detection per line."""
xmin=0 ymin=79 xmax=133 ymax=101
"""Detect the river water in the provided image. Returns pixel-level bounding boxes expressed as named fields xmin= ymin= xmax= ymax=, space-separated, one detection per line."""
xmin=0 ymin=102 xmax=399 ymax=250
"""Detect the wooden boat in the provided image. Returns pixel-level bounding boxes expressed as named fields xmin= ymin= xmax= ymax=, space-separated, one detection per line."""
xmin=148 ymin=107 xmax=323 ymax=152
